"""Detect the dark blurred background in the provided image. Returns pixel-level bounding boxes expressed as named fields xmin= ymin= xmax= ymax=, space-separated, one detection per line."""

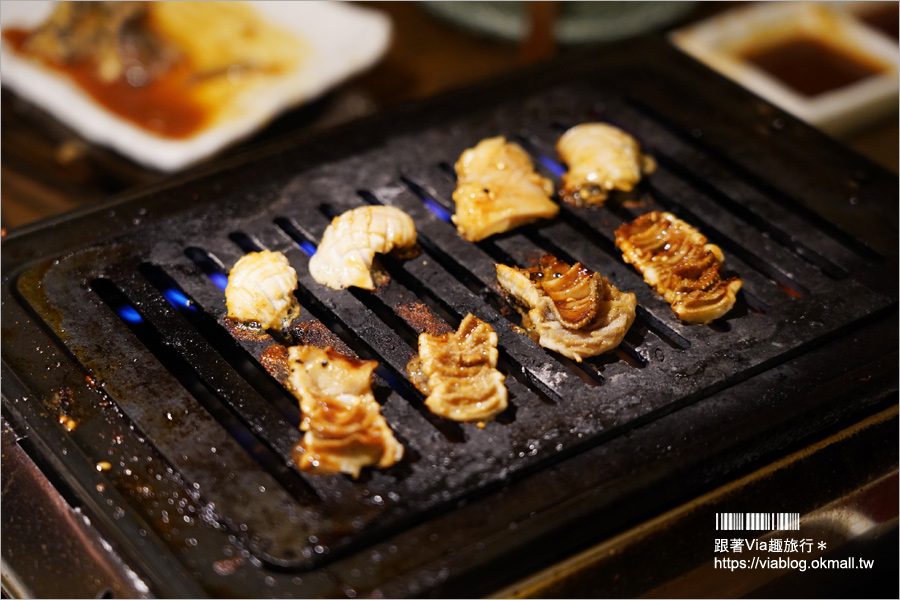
xmin=2 ymin=1 xmax=896 ymax=231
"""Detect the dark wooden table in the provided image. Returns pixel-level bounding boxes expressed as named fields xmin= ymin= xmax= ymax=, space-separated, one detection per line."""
xmin=2 ymin=2 xmax=896 ymax=231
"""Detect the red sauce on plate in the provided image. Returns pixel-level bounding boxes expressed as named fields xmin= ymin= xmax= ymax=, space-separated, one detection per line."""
xmin=3 ymin=26 xmax=206 ymax=139
xmin=740 ymin=34 xmax=886 ymax=98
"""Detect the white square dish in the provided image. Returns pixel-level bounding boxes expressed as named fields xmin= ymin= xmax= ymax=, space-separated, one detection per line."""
xmin=0 ymin=1 xmax=392 ymax=171
xmin=669 ymin=1 xmax=898 ymax=136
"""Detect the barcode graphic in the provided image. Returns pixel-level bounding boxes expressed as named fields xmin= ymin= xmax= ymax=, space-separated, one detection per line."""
xmin=716 ymin=513 xmax=800 ymax=531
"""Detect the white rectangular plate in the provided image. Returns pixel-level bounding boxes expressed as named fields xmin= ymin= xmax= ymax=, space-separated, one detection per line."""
xmin=669 ymin=2 xmax=898 ymax=136
xmin=1 ymin=1 xmax=392 ymax=171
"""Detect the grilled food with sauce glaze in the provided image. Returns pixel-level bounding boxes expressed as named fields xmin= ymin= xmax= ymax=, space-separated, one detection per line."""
xmin=452 ymin=136 xmax=559 ymax=241
xmin=16 ymin=1 xmax=178 ymax=85
xmin=407 ymin=313 xmax=507 ymax=422
xmin=557 ymin=123 xmax=655 ymax=207
xmin=615 ymin=211 xmax=742 ymax=324
xmin=309 ymin=205 xmax=417 ymax=290
xmin=287 ymin=345 xmax=404 ymax=478
xmin=225 ymin=250 xmax=300 ymax=330
xmin=496 ymin=255 xmax=636 ymax=362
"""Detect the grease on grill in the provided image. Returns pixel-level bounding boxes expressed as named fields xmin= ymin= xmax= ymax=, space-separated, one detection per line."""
xmin=260 ymin=344 xmax=291 ymax=385
xmin=261 ymin=319 xmax=356 ymax=384
xmin=48 ymin=386 xmax=78 ymax=431
xmin=396 ymin=302 xmax=454 ymax=336
xmin=290 ymin=320 xmax=355 ymax=356
xmin=224 ymin=318 xmax=273 ymax=341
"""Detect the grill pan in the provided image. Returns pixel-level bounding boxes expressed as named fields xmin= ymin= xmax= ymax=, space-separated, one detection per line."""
xmin=2 ymin=37 xmax=897 ymax=597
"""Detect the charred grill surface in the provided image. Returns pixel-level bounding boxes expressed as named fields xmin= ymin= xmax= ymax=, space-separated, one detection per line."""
xmin=2 ymin=37 xmax=896 ymax=598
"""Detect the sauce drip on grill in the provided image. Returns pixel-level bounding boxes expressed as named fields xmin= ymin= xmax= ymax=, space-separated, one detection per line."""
xmin=740 ymin=34 xmax=886 ymax=97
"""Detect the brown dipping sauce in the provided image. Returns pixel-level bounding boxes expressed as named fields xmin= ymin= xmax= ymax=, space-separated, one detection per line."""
xmin=3 ymin=27 xmax=206 ymax=139
xmin=860 ymin=2 xmax=899 ymax=40
xmin=740 ymin=34 xmax=887 ymax=98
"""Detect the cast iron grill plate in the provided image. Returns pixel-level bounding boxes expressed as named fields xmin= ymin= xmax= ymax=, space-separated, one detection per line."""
xmin=3 ymin=38 xmax=897 ymax=597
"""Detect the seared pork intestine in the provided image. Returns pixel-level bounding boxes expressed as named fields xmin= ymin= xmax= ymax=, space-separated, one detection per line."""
xmin=19 ymin=1 xmax=178 ymax=85
xmin=615 ymin=211 xmax=742 ymax=324
xmin=309 ymin=206 xmax=417 ymax=290
xmin=407 ymin=313 xmax=507 ymax=422
xmin=225 ymin=250 xmax=300 ymax=330
xmin=496 ymin=255 xmax=636 ymax=362
xmin=556 ymin=123 xmax=655 ymax=207
xmin=287 ymin=345 xmax=404 ymax=478
xmin=452 ymin=137 xmax=559 ymax=242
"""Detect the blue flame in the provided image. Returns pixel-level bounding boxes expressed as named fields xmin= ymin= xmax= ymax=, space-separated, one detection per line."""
xmin=423 ymin=197 xmax=452 ymax=222
xmin=117 ymin=304 xmax=143 ymax=324
xmin=210 ymin=272 xmax=229 ymax=292
xmin=162 ymin=287 xmax=197 ymax=311
xmin=298 ymin=240 xmax=318 ymax=257
xmin=538 ymin=155 xmax=566 ymax=177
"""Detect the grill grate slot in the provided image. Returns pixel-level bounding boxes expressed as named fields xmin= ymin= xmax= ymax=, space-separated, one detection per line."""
xmin=81 ymin=276 xmax=329 ymax=569
xmin=633 ymin=305 xmax=691 ymax=350
xmin=642 ymin=179 xmax=811 ymax=298
xmin=184 ymin=247 xmax=228 ymax=291
xmin=91 ymin=277 xmax=310 ymax=497
xmin=228 ymin=232 xmax=265 ymax=253
xmin=355 ymin=187 xmax=613 ymax=393
xmin=139 ymin=262 xmax=303 ymax=428
xmin=518 ymin=126 xmax=814 ymax=305
xmin=621 ymin=93 xmax=885 ymax=262
xmin=523 ymin=111 xmax=868 ymax=287
xmin=274 ymin=217 xmax=318 ymax=256
xmin=650 ymin=153 xmax=849 ymax=280
xmin=396 ymin=178 xmax=454 ymax=222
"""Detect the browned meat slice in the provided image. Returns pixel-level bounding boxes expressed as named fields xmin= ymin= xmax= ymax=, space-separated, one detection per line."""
xmin=496 ymin=255 xmax=636 ymax=362
xmin=309 ymin=206 xmax=417 ymax=291
xmin=556 ymin=123 xmax=655 ymax=207
xmin=407 ymin=313 xmax=507 ymax=422
xmin=225 ymin=250 xmax=300 ymax=331
xmin=615 ymin=211 xmax=742 ymax=324
xmin=452 ymin=137 xmax=559 ymax=241
xmin=287 ymin=346 xmax=404 ymax=478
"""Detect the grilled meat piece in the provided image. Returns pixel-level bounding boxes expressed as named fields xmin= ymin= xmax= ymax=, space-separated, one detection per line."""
xmin=556 ymin=123 xmax=655 ymax=207
xmin=496 ymin=255 xmax=636 ymax=362
xmin=615 ymin=211 xmax=742 ymax=324
xmin=452 ymin=137 xmax=559 ymax=241
xmin=225 ymin=250 xmax=300 ymax=330
xmin=21 ymin=1 xmax=178 ymax=85
xmin=287 ymin=345 xmax=404 ymax=478
xmin=408 ymin=314 xmax=507 ymax=422
xmin=309 ymin=206 xmax=417 ymax=290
